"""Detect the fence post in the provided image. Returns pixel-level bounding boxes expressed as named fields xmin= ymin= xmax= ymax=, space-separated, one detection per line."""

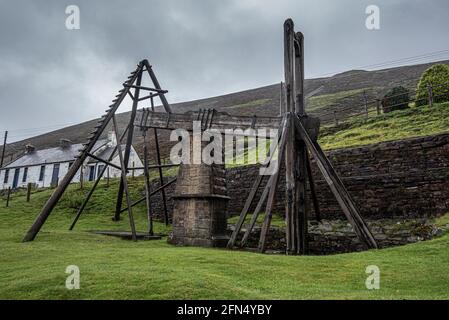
xmin=132 ymin=161 xmax=135 ymax=179
xmin=26 ymin=183 xmax=31 ymax=202
xmin=107 ymin=167 xmax=110 ymax=187
xmin=376 ymin=99 xmax=381 ymax=115
xmin=333 ymin=110 xmax=338 ymax=126
xmin=6 ymin=187 xmax=11 ymax=207
xmin=427 ymin=84 xmax=434 ymax=107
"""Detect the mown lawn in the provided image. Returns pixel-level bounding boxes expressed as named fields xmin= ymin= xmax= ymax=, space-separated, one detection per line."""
xmin=319 ymin=102 xmax=449 ymax=150
xmin=0 ymin=179 xmax=448 ymax=300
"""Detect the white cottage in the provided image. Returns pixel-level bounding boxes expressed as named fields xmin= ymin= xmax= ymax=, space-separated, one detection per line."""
xmin=0 ymin=132 xmax=143 ymax=190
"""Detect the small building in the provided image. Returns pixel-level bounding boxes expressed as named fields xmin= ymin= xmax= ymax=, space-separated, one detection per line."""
xmin=0 ymin=132 xmax=143 ymax=190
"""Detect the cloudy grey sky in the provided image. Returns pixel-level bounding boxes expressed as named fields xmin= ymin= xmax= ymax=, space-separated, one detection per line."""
xmin=1 ymin=0 xmax=449 ymax=142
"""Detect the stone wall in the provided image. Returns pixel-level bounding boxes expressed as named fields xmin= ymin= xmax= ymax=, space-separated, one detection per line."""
xmin=150 ymin=133 xmax=449 ymax=221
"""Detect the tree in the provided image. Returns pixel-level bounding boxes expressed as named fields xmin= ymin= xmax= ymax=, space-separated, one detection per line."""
xmin=382 ymin=86 xmax=410 ymax=113
xmin=415 ymin=64 xmax=449 ymax=106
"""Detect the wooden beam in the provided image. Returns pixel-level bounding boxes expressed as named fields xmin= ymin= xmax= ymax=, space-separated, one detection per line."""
xmin=293 ymin=115 xmax=378 ymax=249
xmin=306 ymin=153 xmax=321 ymax=222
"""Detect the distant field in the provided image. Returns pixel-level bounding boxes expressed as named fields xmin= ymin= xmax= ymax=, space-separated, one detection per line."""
xmin=0 ymin=179 xmax=449 ymax=299
xmin=319 ymin=102 xmax=449 ymax=150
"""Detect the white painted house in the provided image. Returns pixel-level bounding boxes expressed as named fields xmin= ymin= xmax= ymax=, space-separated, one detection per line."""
xmin=0 ymin=132 xmax=143 ymax=190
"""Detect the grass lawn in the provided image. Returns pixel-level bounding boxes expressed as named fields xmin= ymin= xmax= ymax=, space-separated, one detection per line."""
xmin=319 ymin=102 xmax=449 ymax=150
xmin=1 ymin=178 xmax=449 ymax=300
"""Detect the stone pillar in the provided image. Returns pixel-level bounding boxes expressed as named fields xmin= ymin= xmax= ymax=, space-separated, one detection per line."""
xmin=168 ymin=163 xmax=230 ymax=247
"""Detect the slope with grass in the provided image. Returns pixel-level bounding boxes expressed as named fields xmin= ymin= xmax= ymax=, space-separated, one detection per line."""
xmin=0 ymin=178 xmax=449 ymax=299
xmin=319 ymin=102 xmax=449 ymax=150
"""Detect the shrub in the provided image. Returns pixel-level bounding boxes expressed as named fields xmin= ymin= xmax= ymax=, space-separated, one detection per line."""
xmin=415 ymin=64 xmax=449 ymax=106
xmin=382 ymin=86 xmax=410 ymax=113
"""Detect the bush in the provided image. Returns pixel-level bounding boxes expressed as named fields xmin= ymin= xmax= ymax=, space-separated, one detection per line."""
xmin=415 ymin=64 xmax=449 ymax=106
xmin=382 ymin=86 xmax=410 ymax=113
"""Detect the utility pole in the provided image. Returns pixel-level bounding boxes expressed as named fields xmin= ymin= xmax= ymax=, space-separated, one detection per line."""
xmin=0 ymin=131 xmax=8 ymax=168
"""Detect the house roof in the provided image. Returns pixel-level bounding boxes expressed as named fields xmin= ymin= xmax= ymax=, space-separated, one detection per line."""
xmin=3 ymin=140 xmax=108 ymax=169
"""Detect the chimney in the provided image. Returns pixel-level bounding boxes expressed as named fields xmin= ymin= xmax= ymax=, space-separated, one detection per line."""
xmin=107 ymin=131 xmax=117 ymax=147
xmin=25 ymin=144 xmax=36 ymax=154
xmin=59 ymin=139 xmax=72 ymax=149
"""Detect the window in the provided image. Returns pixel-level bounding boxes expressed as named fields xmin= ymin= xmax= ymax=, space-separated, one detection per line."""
xmin=88 ymin=166 xmax=95 ymax=181
xmin=97 ymin=165 xmax=105 ymax=178
xmin=39 ymin=166 xmax=45 ymax=181
xmin=22 ymin=167 xmax=28 ymax=182
xmin=3 ymin=169 xmax=9 ymax=183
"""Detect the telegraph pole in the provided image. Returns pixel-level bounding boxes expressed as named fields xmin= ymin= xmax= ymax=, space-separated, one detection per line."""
xmin=0 ymin=131 xmax=7 ymax=168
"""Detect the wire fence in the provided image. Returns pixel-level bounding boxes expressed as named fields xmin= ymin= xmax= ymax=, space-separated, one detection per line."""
xmin=310 ymin=80 xmax=449 ymax=128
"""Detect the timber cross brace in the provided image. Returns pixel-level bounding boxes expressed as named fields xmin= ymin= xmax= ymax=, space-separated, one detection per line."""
xmin=22 ymin=18 xmax=377 ymax=255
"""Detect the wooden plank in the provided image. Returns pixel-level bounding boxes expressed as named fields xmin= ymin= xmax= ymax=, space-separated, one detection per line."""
xmin=293 ymin=115 xmax=378 ymax=249
xmin=114 ymin=68 xmax=143 ymax=221
xmin=258 ymin=114 xmax=290 ymax=253
xmin=143 ymin=60 xmax=172 ymax=113
xmin=112 ymin=115 xmax=137 ymax=241
xmin=143 ymin=140 xmax=154 ymax=236
xmin=22 ymin=62 xmax=143 ymax=242
xmin=227 ymin=174 xmax=263 ymax=249
xmin=306 ymin=154 xmax=321 ymax=222
xmin=151 ymin=96 xmax=169 ymax=226
xmin=135 ymin=109 xmax=281 ymax=134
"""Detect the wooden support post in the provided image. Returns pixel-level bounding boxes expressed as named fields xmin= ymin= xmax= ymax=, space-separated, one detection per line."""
xmin=6 ymin=187 xmax=11 ymax=207
xmin=26 ymin=183 xmax=32 ymax=202
xmin=376 ymin=99 xmax=381 ymax=115
xmin=112 ymin=115 xmax=137 ymax=241
xmin=151 ymin=96 xmax=169 ymax=226
xmin=80 ymin=166 xmax=84 ymax=190
xmin=143 ymin=133 xmax=154 ymax=236
xmin=114 ymin=68 xmax=143 ymax=221
xmin=258 ymin=115 xmax=289 ymax=253
xmin=306 ymin=155 xmax=321 ymax=222
xmin=106 ymin=167 xmax=110 ymax=187
xmin=69 ymin=125 xmax=130 ymax=231
xmin=0 ymin=131 xmax=7 ymax=168
xmin=132 ymin=161 xmax=135 ymax=178
xmin=293 ymin=115 xmax=378 ymax=249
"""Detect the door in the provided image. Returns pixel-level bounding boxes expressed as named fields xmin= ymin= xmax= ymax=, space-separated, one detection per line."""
xmin=12 ymin=168 xmax=20 ymax=189
xmin=51 ymin=164 xmax=60 ymax=187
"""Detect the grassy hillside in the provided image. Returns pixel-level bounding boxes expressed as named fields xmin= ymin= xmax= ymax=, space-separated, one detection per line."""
xmin=0 ymin=179 xmax=449 ymax=299
xmin=319 ymin=102 xmax=449 ymax=150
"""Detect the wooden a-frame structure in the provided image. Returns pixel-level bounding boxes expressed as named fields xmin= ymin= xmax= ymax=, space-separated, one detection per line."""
xmin=23 ymin=19 xmax=377 ymax=255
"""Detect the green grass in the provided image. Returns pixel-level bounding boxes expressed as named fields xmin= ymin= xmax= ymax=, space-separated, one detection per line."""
xmin=308 ymin=88 xmax=370 ymax=112
xmin=1 ymin=181 xmax=449 ymax=299
xmin=319 ymin=102 xmax=449 ymax=150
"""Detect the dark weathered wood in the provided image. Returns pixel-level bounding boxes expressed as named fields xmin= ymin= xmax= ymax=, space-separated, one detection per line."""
xmin=143 ymin=138 xmax=154 ymax=236
xmin=112 ymin=115 xmax=137 ymax=241
xmin=22 ymin=62 xmax=143 ymax=242
xmin=227 ymin=174 xmax=263 ymax=249
xmin=86 ymin=152 xmax=122 ymax=171
xmin=26 ymin=183 xmax=31 ymax=202
xmin=143 ymin=60 xmax=172 ymax=113
xmin=114 ymin=68 xmax=143 ymax=221
xmin=0 ymin=130 xmax=7 ymax=168
xmin=119 ymin=177 xmax=177 ymax=214
xmin=151 ymin=96 xmax=169 ymax=226
xmin=6 ymin=187 xmax=11 ymax=207
xmin=135 ymin=109 xmax=281 ymax=134
xmin=69 ymin=125 xmax=130 ymax=231
xmin=257 ymin=115 xmax=289 ymax=253
xmin=306 ymin=154 xmax=321 ymax=222
xmin=293 ymin=115 xmax=378 ymax=249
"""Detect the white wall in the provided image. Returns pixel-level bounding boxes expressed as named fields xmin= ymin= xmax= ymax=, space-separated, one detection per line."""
xmin=0 ymin=146 xmax=144 ymax=190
